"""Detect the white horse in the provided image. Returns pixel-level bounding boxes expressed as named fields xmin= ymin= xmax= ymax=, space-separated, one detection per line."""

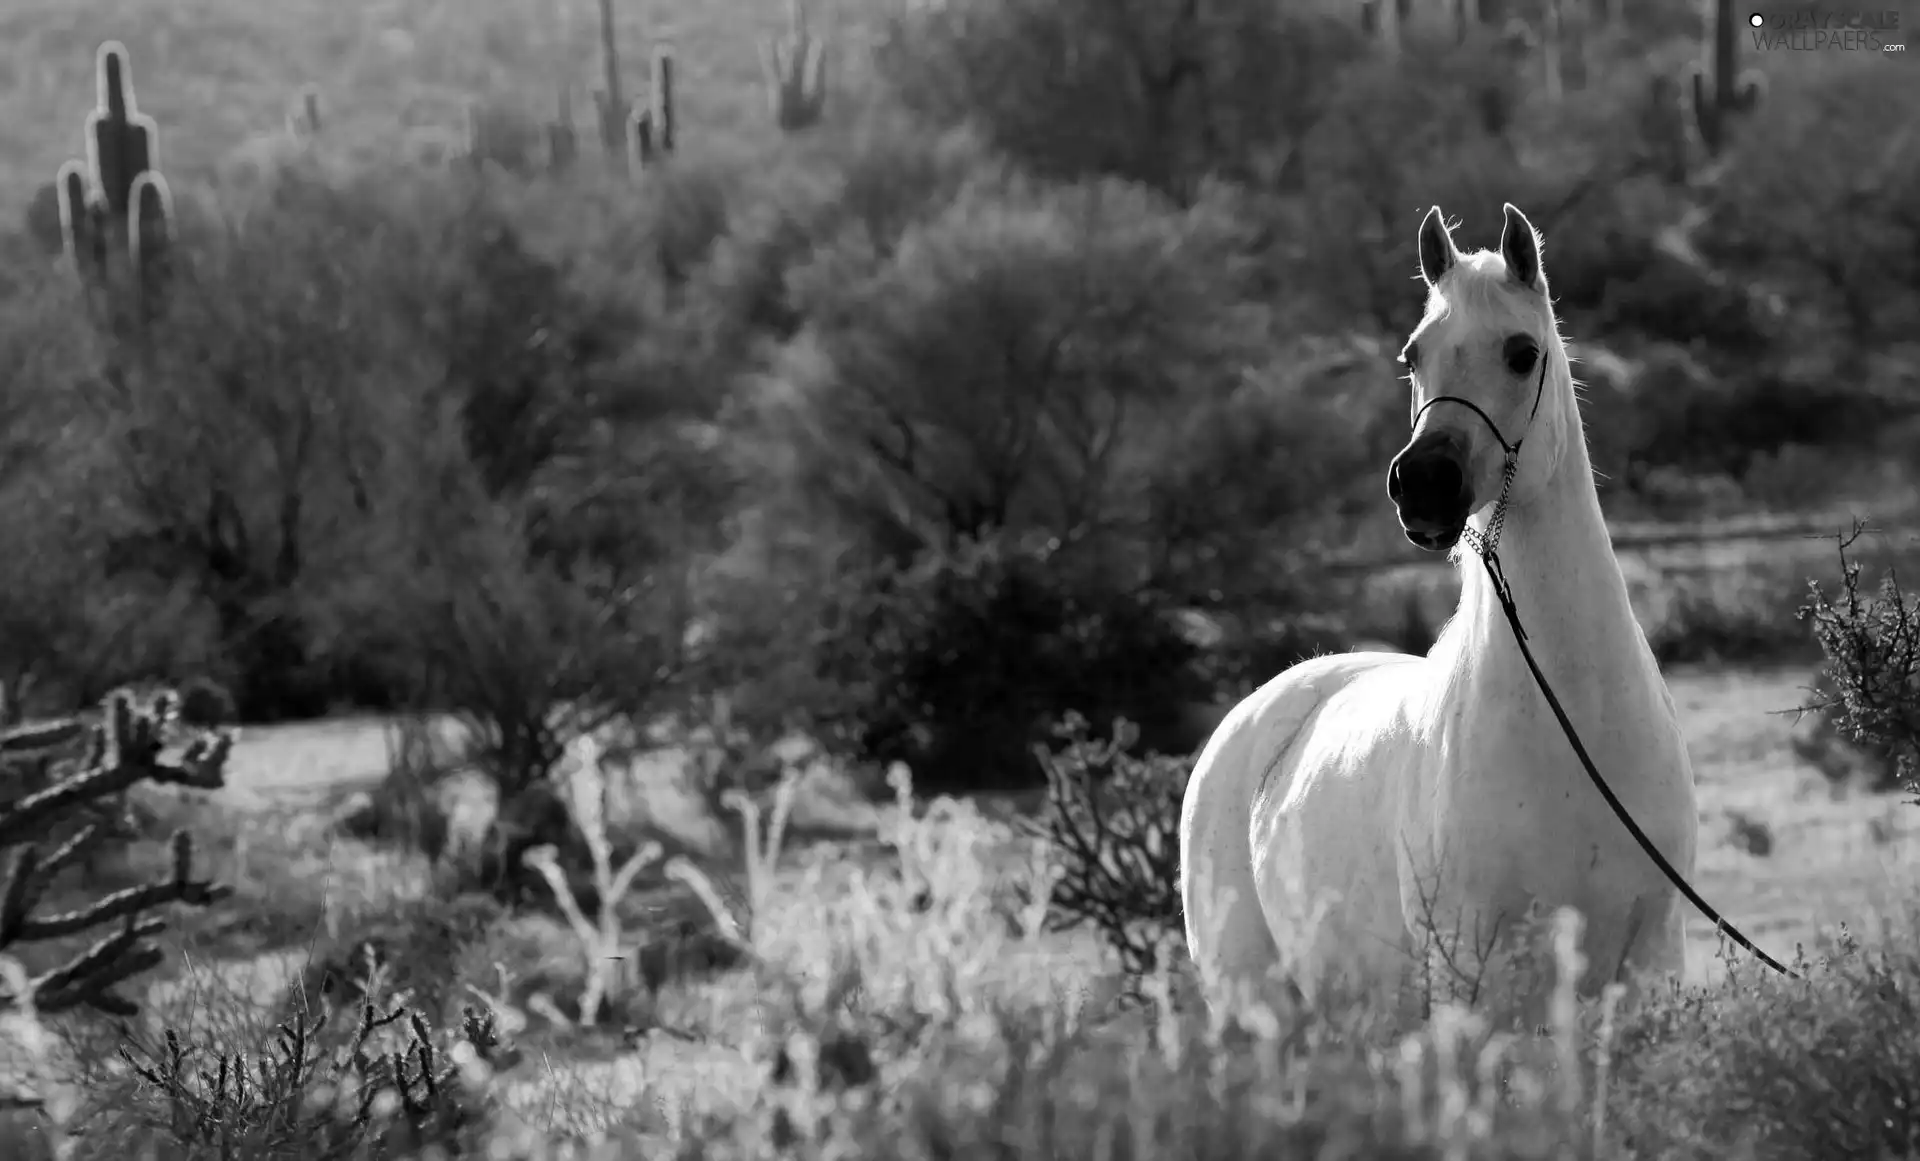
xmin=1179 ymin=204 xmax=1698 ymax=1022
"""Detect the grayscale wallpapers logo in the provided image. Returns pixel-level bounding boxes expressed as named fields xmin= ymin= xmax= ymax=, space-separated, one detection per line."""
xmin=1747 ymin=9 xmax=1909 ymax=55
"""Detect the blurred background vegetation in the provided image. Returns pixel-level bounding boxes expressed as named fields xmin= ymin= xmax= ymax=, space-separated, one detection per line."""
xmin=3 ymin=0 xmax=1916 ymax=799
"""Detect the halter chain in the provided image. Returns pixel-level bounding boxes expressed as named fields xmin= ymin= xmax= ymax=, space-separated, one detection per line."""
xmin=1403 ymin=346 xmax=1798 ymax=980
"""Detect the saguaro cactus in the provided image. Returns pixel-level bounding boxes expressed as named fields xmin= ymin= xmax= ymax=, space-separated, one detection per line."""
xmin=87 ymin=42 xmax=158 ymax=221
xmin=287 ymin=86 xmax=323 ymax=140
xmin=651 ymin=47 xmax=676 ymax=155
xmin=1360 ymin=0 xmax=1403 ymax=55
xmin=760 ymin=0 xmax=828 ymax=131
xmin=1688 ymin=0 xmax=1764 ymax=157
xmin=547 ymin=82 xmax=580 ymax=172
xmin=626 ymin=46 xmax=677 ymax=167
xmin=55 ymin=160 xmax=107 ymax=274
xmin=56 ymin=41 xmax=173 ymax=307
xmin=1453 ymin=0 xmax=1483 ymax=44
xmin=594 ymin=0 xmax=627 ymax=158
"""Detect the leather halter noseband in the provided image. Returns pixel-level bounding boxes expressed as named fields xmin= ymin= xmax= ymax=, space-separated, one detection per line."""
xmin=1407 ymin=348 xmax=1550 ymax=557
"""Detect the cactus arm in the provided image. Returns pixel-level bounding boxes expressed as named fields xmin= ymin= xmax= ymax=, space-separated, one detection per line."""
xmin=1687 ymin=64 xmax=1717 ymax=154
xmin=54 ymin=160 xmax=95 ymax=273
xmin=651 ymin=46 xmax=675 ymax=155
xmin=128 ymin=172 xmax=173 ymax=317
xmin=627 ymin=103 xmax=653 ymax=166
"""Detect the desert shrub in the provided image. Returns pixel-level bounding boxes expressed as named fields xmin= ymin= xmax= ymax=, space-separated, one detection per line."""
xmin=697 ymin=115 xmax=997 ymax=356
xmin=874 ymin=0 xmax=1368 ymax=200
xmin=1604 ymin=930 xmax=1920 ymax=1160
xmin=107 ymin=998 xmax=509 ymax=1157
xmin=342 ymin=502 xmax=703 ymax=897
xmin=0 ymin=279 xmax=225 ymax=715
xmin=42 ymin=168 xmax=458 ymax=722
xmin=1801 ymin=528 xmax=1920 ymax=795
xmin=1704 ymin=54 xmax=1920 ymax=356
xmin=174 ymin=675 xmax=237 ymax=728
xmin=769 ymin=168 xmax=1260 ymax=562
xmin=1023 ymin=715 xmax=1187 ymax=979
xmin=811 ymin=534 xmax=1207 ymax=794
xmin=1135 ymin=333 xmax=1392 ymax=605
xmin=290 ymin=892 xmax=507 ymax=1030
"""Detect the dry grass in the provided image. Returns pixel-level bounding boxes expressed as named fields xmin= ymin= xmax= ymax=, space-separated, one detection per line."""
xmin=1674 ymin=666 xmax=1920 ymax=984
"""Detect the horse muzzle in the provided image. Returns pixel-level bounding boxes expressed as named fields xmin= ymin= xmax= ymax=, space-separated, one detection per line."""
xmin=1387 ymin=434 xmax=1474 ymax=552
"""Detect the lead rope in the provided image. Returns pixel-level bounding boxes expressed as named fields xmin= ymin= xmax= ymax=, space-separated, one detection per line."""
xmin=1428 ymin=357 xmax=1800 ymax=981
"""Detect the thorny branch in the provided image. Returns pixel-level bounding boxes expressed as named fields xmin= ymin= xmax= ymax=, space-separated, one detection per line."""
xmin=1800 ymin=521 xmax=1920 ymax=796
xmin=0 ymin=687 xmax=233 ymax=1015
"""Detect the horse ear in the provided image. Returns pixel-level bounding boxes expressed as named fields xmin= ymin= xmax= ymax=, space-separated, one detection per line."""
xmin=1500 ymin=202 xmax=1546 ymax=293
xmin=1417 ymin=206 xmax=1457 ymax=287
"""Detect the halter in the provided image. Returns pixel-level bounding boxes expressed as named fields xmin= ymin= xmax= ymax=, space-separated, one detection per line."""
xmin=1408 ymin=346 xmax=1549 ymax=562
xmin=1402 ymin=343 xmax=1799 ymax=980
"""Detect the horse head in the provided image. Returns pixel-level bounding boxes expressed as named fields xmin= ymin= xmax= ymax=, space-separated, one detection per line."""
xmin=1387 ymin=203 xmax=1568 ymax=553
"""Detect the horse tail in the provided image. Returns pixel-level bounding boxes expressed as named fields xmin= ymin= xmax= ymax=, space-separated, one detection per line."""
xmin=1180 ymin=702 xmax=1283 ymax=1008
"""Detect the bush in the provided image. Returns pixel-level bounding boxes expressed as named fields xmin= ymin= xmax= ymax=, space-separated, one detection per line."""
xmin=780 ymin=168 xmax=1259 ymax=548
xmin=1704 ymin=54 xmax=1920 ymax=355
xmin=109 ymin=997 xmax=509 ymax=1156
xmin=812 ymin=534 xmax=1207 ymax=794
xmin=1024 ymin=715 xmax=1188 ymax=980
xmin=1604 ymin=931 xmax=1920 ymax=1160
xmin=874 ymin=0 xmax=1368 ymax=199
xmin=1802 ymin=527 xmax=1920 ymax=796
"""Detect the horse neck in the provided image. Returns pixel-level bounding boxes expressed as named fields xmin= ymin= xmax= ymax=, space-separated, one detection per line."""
xmin=1446 ymin=374 xmax=1651 ymax=707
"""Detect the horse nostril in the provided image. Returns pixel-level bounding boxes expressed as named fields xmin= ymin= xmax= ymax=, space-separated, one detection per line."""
xmin=1405 ymin=454 xmax=1459 ymax=498
xmin=1401 ymin=455 xmax=1466 ymax=508
xmin=1386 ymin=459 xmax=1406 ymax=503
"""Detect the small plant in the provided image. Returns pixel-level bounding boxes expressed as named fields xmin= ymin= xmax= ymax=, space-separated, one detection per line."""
xmin=760 ymin=0 xmax=829 ymax=131
xmin=521 ymin=734 xmax=663 ymax=1027
xmin=0 ymin=688 xmax=232 ymax=1018
xmin=667 ymin=764 xmax=802 ymax=959
xmin=119 ymin=996 xmax=506 ymax=1154
xmin=1022 ymin=714 xmax=1188 ymax=979
xmin=1800 ymin=524 xmax=1920 ymax=797
xmin=1687 ymin=0 xmax=1764 ymax=158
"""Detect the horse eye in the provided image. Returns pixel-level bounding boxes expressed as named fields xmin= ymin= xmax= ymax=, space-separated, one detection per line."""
xmin=1503 ymin=336 xmax=1538 ymax=376
xmin=1401 ymin=342 xmax=1421 ymax=371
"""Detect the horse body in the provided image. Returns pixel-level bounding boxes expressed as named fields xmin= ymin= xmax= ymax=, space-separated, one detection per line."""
xmin=1181 ymin=205 xmax=1698 ymax=1022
